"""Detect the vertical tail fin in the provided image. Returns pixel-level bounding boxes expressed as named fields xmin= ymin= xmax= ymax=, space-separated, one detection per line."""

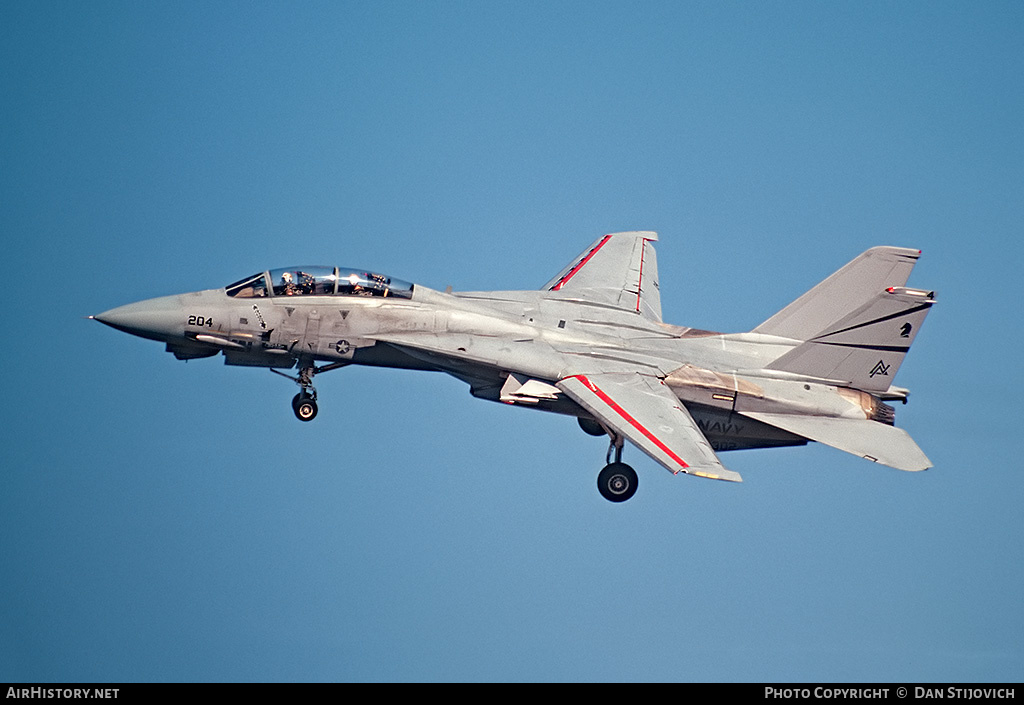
xmin=755 ymin=247 xmax=934 ymax=392
xmin=753 ymin=247 xmax=922 ymax=341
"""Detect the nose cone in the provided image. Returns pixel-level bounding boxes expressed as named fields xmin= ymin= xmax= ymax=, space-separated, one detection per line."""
xmin=93 ymin=295 xmax=185 ymax=342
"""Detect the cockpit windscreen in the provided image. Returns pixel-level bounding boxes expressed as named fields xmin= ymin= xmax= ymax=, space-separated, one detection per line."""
xmin=225 ymin=273 xmax=269 ymax=298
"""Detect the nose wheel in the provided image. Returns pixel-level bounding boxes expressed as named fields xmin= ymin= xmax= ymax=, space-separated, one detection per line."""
xmin=292 ymin=393 xmax=318 ymax=422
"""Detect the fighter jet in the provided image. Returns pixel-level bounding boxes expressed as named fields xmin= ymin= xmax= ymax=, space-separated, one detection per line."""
xmin=92 ymin=232 xmax=934 ymax=502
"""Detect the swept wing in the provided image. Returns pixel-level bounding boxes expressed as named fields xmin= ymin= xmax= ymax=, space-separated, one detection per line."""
xmin=557 ymin=372 xmax=742 ymax=482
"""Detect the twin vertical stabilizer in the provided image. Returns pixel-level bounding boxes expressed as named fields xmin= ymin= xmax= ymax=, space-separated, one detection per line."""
xmin=743 ymin=246 xmax=936 ymax=471
xmin=754 ymin=247 xmax=935 ymax=392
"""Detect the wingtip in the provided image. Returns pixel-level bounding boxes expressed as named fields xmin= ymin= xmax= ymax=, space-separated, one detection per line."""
xmin=606 ymin=230 xmax=658 ymax=241
xmin=688 ymin=468 xmax=744 ymax=483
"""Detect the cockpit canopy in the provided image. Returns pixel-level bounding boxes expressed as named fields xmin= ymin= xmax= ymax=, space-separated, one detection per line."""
xmin=225 ymin=267 xmax=414 ymax=299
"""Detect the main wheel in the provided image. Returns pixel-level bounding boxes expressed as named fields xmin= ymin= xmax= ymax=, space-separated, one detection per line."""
xmin=597 ymin=462 xmax=638 ymax=503
xmin=293 ymin=395 xmax=318 ymax=422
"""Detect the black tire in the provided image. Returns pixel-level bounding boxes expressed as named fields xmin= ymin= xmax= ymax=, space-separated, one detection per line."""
xmin=597 ymin=462 xmax=638 ymax=502
xmin=294 ymin=396 xmax=318 ymax=422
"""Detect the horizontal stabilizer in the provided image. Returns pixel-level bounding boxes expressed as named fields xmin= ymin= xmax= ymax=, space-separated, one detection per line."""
xmin=738 ymin=411 xmax=932 ymax=472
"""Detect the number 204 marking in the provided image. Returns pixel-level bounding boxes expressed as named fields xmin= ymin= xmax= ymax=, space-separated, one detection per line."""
xmin=188 ymin=315 xmax=213 ymax=327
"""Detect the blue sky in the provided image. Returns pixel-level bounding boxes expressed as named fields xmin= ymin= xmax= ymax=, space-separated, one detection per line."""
xmin=2 ymin=0 xmax=1022 ymax=682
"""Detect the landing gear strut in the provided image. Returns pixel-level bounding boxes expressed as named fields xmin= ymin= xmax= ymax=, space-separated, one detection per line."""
xmin=598 ymin=433 xmax=637 ymax=502
xmin=271 ymin=359 xmax=347 ymax=422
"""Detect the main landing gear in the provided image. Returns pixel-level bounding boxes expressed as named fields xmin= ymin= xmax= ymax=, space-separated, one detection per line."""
xmin=596 ymin=428 xmax=638 ymax=503
xmin=272 ymin=360 xmax=348 ymax=422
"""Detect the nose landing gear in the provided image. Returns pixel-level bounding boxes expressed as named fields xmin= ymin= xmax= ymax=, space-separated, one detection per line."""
xmin=271 ymin=359 xmax=348 ymax=422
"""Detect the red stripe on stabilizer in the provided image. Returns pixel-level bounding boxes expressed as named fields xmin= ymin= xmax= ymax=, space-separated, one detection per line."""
xmin=566 ymin=374 xmax=690 ymax=470
xmin=550 ymin=235 xmax=612 ymax=291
